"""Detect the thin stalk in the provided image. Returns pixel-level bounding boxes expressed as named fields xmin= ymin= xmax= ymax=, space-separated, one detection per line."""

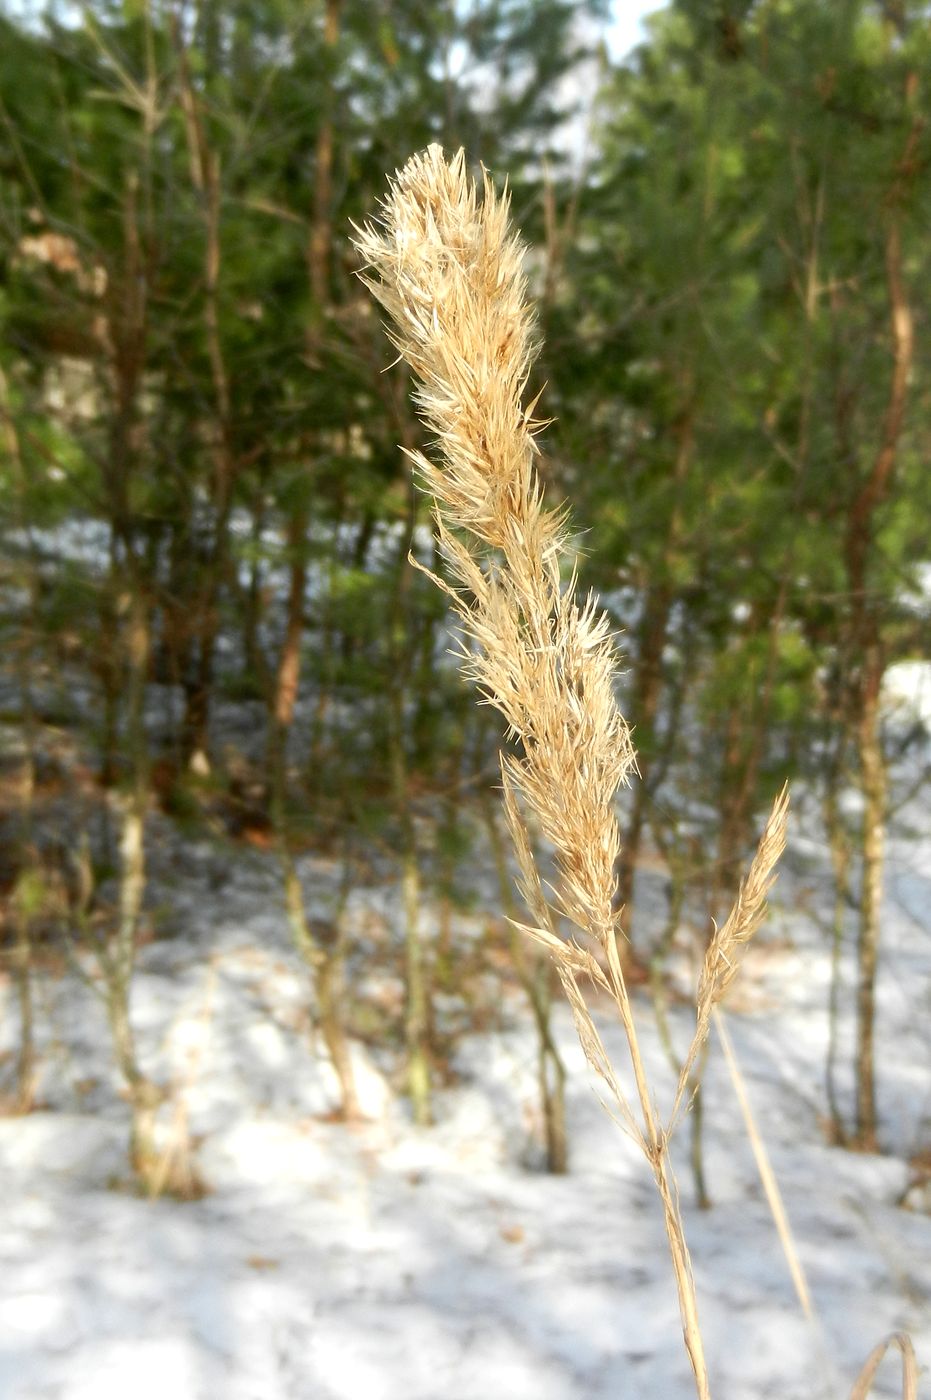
xmin=603 ymin=924 xmax=711 ymax=1398
xmin=714 ymin=1008 xmax=813 ymax=1317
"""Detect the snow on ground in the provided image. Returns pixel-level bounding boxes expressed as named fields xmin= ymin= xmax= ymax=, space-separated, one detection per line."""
xmin=1 ymin=785 xmax=930 ymax=1399
xmin=884 ymin=659 xmax=931 ymax=734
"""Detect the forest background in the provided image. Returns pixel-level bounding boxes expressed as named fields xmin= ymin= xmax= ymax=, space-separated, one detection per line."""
xmin=1 ymin=0 xmax=930 ymax=1203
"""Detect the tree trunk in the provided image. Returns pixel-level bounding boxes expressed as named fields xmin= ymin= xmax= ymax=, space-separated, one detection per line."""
xmin=267 ymin=504 xmax=309 ymax=810
xmin=182 ymin=637 xmax=214 ymax=775
xmin=176 ymin=33 xmax=238 ymax=777
xmin=537 ymin=984 xmax=568 ymax=1175
xmin=1 ymin=365 xmax=38 ymax=1113
xmin=823 ymin=764 xmax=851 ymax=1145
xmin=11 ymin=898 xmax=36 ymax=1114
xmin=841 ymin=208 xmax=912 ymax=1148
xmin=305 ymin=0 xmax=341 ymax=356
xmin=282 ymin=858 xmax=361 ymax=1120
xmin=388 ymin=685 xmax=431 ymax=1126
xmin=616 ymin=401 xmax=693 ymax=942
xmin=484 ymin=792 xmax=568 ymax=1172
xmin=97 ymin=543 xmax=123 ymax=788
xmin=616 ymin=581 xmax=672 ymax=922
xmin=241 ymin=491 xmax=269 ymax=691
xmin=854 ymin=650 xmax=885 ymax=1150
xmin=109 ymin=591 xmax=164 ymax=1186
xmin=315 ymin=914 xmax=360 ymax=1122
xmin=267 ymin=506 xmax=360 ymax=1122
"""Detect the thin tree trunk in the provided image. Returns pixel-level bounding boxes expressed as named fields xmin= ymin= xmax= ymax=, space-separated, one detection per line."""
xmin=176 ymin=32 xmax=238 ymax=776
xmin=388 ymin=685 xmax=431 ymax=1126
xmin=854 ymin=649 xmax=885 ymax=1150
xmin=1 ymin=364 xmax=39 ymax=1113
xmin=282 ymin=856 xmax=361 ymax=1119
xmin=536 ymin=976 xmax=568 ymax=1174
xmin=267 ymin=504 xmax=309 ymax=808
xmin=109 ymin=588 xmax=163 ymax=1184
xmin=688 ymin=569 xmax=791 ymax=1206
xmin=306 ymin=0 xmax=341 ymax=357
xmin=649 ymin=834 xmax=688 ymax=1072
xmin=182 ymin=642 xmax=214 ymax=775
xmin=380 ymin=390 xmax=432 ymax=1127
xmin=11 ymin=900 xmax=36 ymax=1114
xmin=617 ymin=402 xmax=693 ymax=938
xmin=242 ymin=490 xmax=269 ymax=691
xmin=616 ymin=581 xmax=672 ymax=920
xmin=825 ymin=798 xmax=851 ymax=1143
xmin=434 ymin=725 xmax=468 ymax=991
xmin=77 ymin=29 xmax=172 ymax=1186
xmin=266 ymin=505 xmax=360 ymax=1120
xmin=841 ymin=209 xmax=913 ymax=1148
xmin=483 ymin=792 xmax=568 ymax=1173
xmin=823 ymin=763 xmax=851 ymax=1145
xmin=317 ymin=945 xmax=360 ymax=1121
xmin=315 ymin=862 xmax=360 ymax=1121
xmin=89 ymin=586 xmax=165 ymax=1186
xmin=687 ymin=1067 xmax=711 ymax=1210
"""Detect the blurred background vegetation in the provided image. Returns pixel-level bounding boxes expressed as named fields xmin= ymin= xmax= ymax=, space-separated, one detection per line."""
xmin=1 ymin=0 xmax=929 ymax=1183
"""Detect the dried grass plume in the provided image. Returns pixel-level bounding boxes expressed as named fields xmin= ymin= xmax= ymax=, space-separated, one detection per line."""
xmin=354 ymin=145 xmax=793 ymax=1400
xmin=353 ymin=144 xmax=635 ymax=954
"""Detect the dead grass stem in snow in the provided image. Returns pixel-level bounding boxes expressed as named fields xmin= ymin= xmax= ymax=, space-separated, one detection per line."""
xmin=354 ymin=144 xmax=789 ymax=1400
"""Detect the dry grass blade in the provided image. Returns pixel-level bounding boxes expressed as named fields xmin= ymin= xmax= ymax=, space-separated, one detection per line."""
xmin=849 ymin=1331 xmax=918 ymax=1400
xmin=713 ymin=1007 xmax=813 ymax=1319
xmin=671 ymin=784 xmax=790 ymax=1127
